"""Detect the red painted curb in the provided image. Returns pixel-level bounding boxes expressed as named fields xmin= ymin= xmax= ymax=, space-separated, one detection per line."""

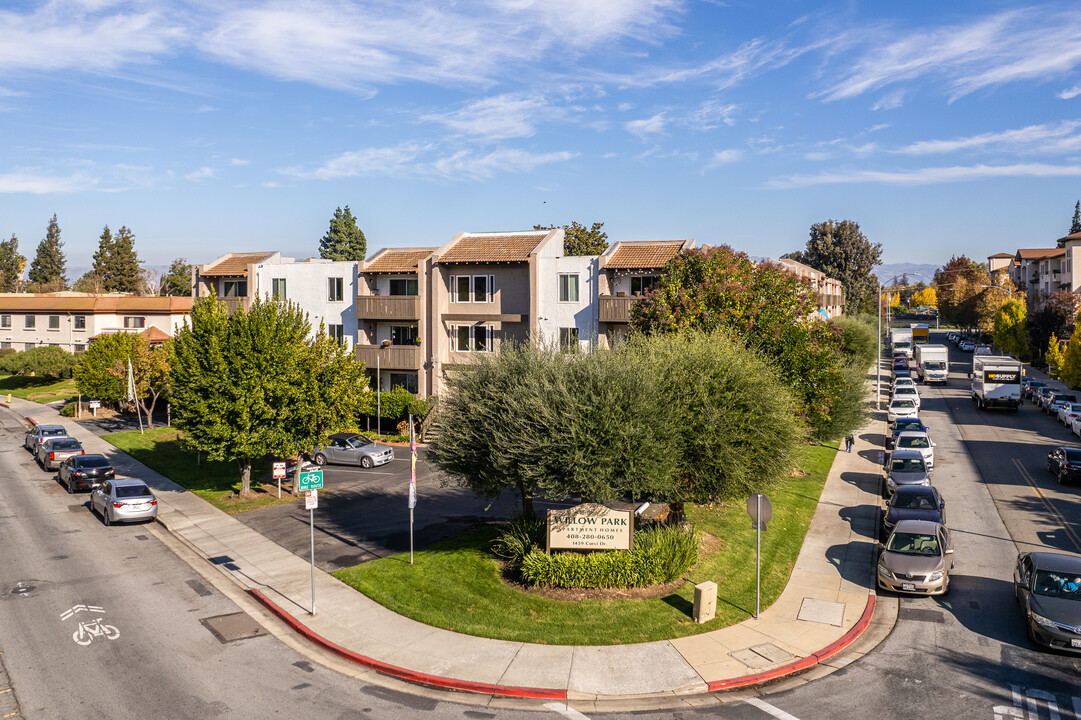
xmin=27 ymin=416 xmax=38 ymax=425
xmin=248 ymin=588 xmax=567 ymax=700
xmin=707 ymin=593 xmax=877 ymax=692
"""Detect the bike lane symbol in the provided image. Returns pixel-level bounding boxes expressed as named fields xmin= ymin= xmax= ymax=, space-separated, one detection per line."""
xmin=61 ymin=605 xmax=120 ymax=646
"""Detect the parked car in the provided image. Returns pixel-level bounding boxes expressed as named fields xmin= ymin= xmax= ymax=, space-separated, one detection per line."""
xmin=892 ymin=376 xmax=917 ymax=391
xmin=892 ymin=386 xmax=921 ymax=408
xmin=1046 ymin=393 xmax=1079 ymax=417
xmin=90 ymin=479 xmax=158 ymax=526
xmin=885 ymin=449 xmax=932 ymax=495
xmin=310 ymin=433 xmax=395 ymax=469
xmin=887 ymin=398 xmax=919 ymax=423
xmin=1023 ymin=380 xmax=1048 ymax=400
xmin=959 ymin=340 xmax=975 ymax=352
xmin=58 ymin=454 xmax=115 ymax=493
xmin=888 ymin=417 xmax=931 ymax=449
xmin=1036 ymin=386 xmax=1059 ymax=410
xmin=894 ymin=430 xmax=936 ymax=469
xmin=893 ymin=360 xmax=911 ymax=376
xmin=883 ymin=485 xmax=946 ymax=537
xmin=36 ymin=437 xmax=83 ymax=470
xmin=1013 ymin=551 xmax=1081 ymax=653
xmin=24 ymin=424 xmax=67 ymax=452
xmin=1058 ymin=402 xmax=1081 ymax=426
xmin=878 ymin=519 xmax=954 ymax=595
xmin=1047 ymin=446 xmax=1081 ymax=484
xmin=1072 ymin=415 xmax=1081 ymax=438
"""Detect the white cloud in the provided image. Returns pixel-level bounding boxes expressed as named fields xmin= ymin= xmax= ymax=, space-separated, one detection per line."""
xmin=0 ymin=170 xmax=98 ymax=194
xmin=280 ymin=143 xmax=431 ymax=180
xmin=1059 ymin=85 xmax=1081 ymax=100
xmin=626 ymin=113 xmax=668 ymax=138
xmin=618 ymin=102 xmax=635 ymax=112
xmin=896 ymin=121 xmax=1081 ymax=156
xmin=185 ymin=166 xmax=216 ymax=181
xmin=706 ymin=149 xmax=742 ymax=168
xmin=422 ymin=93 xmax=561 ymax=141
xmin=430 ymin=147 xmax=576 ymax=180
xmin=229 ymin=158 xmax=250 ymax=166
xmin=871 ymin=90 xmax=904 ymax=111
xmin=687 ymin=99 xmax=737 ymax=130
xmin=769 ymin=163 xmax=1081 ymax=188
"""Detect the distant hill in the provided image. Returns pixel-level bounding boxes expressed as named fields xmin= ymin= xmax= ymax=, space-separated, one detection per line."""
xmin=874 ymin=263 xmax=939 ymax=286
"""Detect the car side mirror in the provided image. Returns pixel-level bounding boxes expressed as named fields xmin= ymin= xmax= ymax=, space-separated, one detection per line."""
xmin=885 ymin=499 xmax=891 ymax=506
xmin=945 ymin=548 xmax=954 ymax=555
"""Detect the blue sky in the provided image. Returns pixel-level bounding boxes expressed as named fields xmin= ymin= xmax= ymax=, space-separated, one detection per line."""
xmin=3 ymin=0 xmax=1081 ymax=274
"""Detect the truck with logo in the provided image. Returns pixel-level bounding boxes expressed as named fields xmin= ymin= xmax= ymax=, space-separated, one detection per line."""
xmin=914 ymin=344 xmax=949 ymax=384
xmin=971 ymin=355 xmax=1022 ymax=411
xmin=890 ymin=327 xmax=914 ymax=359
xmin=910 ymin=324 xmax=929 ymax=346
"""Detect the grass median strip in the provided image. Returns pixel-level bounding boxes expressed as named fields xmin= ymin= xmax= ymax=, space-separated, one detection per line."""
xmin=332 ymin=442 xmax=837 ymax=645
xmin=104 ymin=427 xmax=299 ymax=514
xmin=0 ymin=374 xmax=78 ymax=404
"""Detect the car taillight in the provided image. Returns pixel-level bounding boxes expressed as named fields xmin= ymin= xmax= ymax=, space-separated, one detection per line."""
xmin=149 ymin=501 xmax=157 ymax=506
xmin=80 ymin=450 xmax=84 ymax=455
xmin=112 ymin=502 xmax=124 ymax=508
xmin=49 ymin=452 xmax=55 ymax=460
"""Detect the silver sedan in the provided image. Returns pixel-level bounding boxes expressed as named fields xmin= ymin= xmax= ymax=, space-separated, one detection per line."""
xmin=90 ymin=478 xmax=159 ymax=526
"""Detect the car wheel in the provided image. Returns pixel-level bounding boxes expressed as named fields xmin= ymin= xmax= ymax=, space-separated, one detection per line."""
xmin=361 ymin=456 xmax=374 ymax=469
xmin=941 ymin=577 xmax=950 ymax=596
xmin=313 ymin=453 xmax=327 ymax=466
xmin=103 ymin=507 xmax=111 ymax=526
xmin=66 ymin=478 xmax=74 ymax=494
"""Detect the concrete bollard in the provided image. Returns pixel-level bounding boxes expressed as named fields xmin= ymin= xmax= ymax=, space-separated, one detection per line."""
xmin=693 ymin=581 xmax=717 ymax=623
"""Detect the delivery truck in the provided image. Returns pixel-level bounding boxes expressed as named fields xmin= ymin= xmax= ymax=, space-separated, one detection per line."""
xmin=971 ymin=355 xmax=1022 ymax=411
xmin=914 ymin=344 xmax=949 ymax=384
xmin=890 ymin=327 xmax=914 ymax=359
xmin=910 ymin=324 xmax=929 ymax=345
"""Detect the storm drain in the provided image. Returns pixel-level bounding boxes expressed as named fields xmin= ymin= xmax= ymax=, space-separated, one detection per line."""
xmin=730 ymin=643 xmax=795 ymax=669
xmin=200 ymin=612 xmax=268 ymax=643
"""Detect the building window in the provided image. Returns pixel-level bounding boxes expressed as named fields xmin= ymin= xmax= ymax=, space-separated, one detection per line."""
xmin=48 ymin=315 xmax=60 ymax=330
xmin=0 ymin=315 xmax=9 ymax=329
xmin=24 ymin=315 xmax=35 ymax=329
xmin=0 ymin=342 xmax=9 ymax=349
xmin=390 ymin=278 xmax=418 ymax=296
xmin=74 ymin=315 xmax=86 ymax=330
xmin=389 ymin=373 xmax=419 ymax=394
xmin=631 ymin=276 xmax=660 ymax=295
xmin=453 ymin=275 xmax=471 ymax=303
xmin=24 ymin=343 xmax=34 ymax=350
xmin=559 ymin=327 xmax=580 ymax=349
xmin=123 ymin=316 xmax=146 ymax=329
xmin=473 ymin=275 xmax=492 ymax=303
xmin=558 ymin=274 xmax=579 ymax=302
xmin=271 ymin=278 xmax=287 ymax=301
xmin=328 ymin=277 xmax=344 ymax=302
xmin=473 ymin=324 xmax=491 ymax=352
xmin=453 ymin=325 xmax=470 ymax=352
xmin=328 ymin=324 xmax=344 ymax=345
xmin=74 ymin=344 xmax=85 ymax=352
xmin=391 ymin=325 xmax=418 ymax=345
xmin=222 ymin=280 xmax=247 ymax=297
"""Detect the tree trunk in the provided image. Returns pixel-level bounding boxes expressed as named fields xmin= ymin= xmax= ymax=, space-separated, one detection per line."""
xmin=292 ymin=455 xmax=302 ymax=496
xmin=667 ymin=500 xmax=688 ymax=526
xmin=238 ymin=459 xmax=253 ymax=498
xmin=518 ymin=481 xmax=535 ymax=519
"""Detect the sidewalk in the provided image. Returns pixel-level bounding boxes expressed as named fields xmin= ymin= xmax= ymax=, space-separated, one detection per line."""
xmin=9 ymin=398 xmax=892 ymax=707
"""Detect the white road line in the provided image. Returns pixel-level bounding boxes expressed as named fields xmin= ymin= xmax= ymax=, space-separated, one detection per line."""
xmin=542 ymin=702 xmax=591 ymax=719
xmin=746 ymin=698 xmax=802 ymax=720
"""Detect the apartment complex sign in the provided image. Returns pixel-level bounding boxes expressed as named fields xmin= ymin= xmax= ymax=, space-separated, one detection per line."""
xmin=546 ymin=503 xmax=633 ymax=552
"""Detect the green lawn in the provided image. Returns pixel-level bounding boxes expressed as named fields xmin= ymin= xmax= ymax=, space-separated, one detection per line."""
xmin=332 ymin=442 xmax=837 ymax=645
xmin=0 ymin=374 xmax=78 ymax=404
xmin=104 ymin=427 xmax=300 ymax=514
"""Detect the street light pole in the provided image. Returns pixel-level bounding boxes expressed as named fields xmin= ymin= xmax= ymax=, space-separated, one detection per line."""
xmin=877 ymin=285 xmax=882 ymax=409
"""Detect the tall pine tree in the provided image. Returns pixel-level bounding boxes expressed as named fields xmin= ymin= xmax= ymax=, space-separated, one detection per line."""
xmin=159 ymin=258 xmax=192 ymax=296
xmin=318 ymin=206 xmax=367 ymax=262
xmin=109 ymin=225 xmax=143 ymax=293
xmin=28 ymin=214 xmax=67 ymax=291
xmin=0 ymin=234 xmax=26 ymax=292
xmin=91 ymin=225 xmax=114 ymax=285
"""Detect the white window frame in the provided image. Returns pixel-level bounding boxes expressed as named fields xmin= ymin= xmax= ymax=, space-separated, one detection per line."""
xmin=271 ymin=277 xmax=287 ymax=301
xmin=73 ymin=315 xmax=86 ymax=331
xmin=48 ymin=315 xmax=60 ymax=330
xmin=328 ymin=277 xmax=344 ymax=302
xmin=449 ymin=275 xmax=495 ymax=303
xmin=450 ymin=324 xmax=494 ymax=352
xmin=24 ymin=315 xmax=35 ymax=329
xmin=558 ymin=274 xmax=580 ymax=303
xmin=559 ymin=327 xmax=580 ymax=349
xmin=123 ymin=316 xmax=146 ymax=329
xmin=0 ymin=315 xmax=10 ymax=329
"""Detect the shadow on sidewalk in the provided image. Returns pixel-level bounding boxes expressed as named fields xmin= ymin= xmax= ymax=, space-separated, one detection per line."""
xmin=825 ymin=540 xmax=878 ymax=586
xmin=838 ymin=504 xmax=880 ymax=540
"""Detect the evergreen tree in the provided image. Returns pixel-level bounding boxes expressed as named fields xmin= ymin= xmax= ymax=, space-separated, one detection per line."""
xmin=108 ymin=225 xmax=143 ymax=293
xmin=533 ymin=221 xmax=610 ymax=256
xmin=159 ymin=258 xmax=192 ymax=296
xmin=27 ymin=214 xmax=67 ymax=290
xmin=1069 ymin=200 xmax=1081 ymax=243
xmin=799 ymin=219 xmax=883 ymax=314
xmin=91 ymin=225 xmax=114 ymax=284
xmin=0 ymin=234 xmax=27 ymax=292
xmin=318 ymin=206 xmax=367 ymax=262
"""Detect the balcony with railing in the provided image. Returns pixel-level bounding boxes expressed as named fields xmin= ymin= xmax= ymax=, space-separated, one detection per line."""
xmin=599 ymin=295 xmax=640 ymax=323
xmin=218 ymin=297 xmax=252 ymax=314
xmin=355 ymin=343 xmax=422 ymax=371
xmin=356 ymin=294 xmax=422 ymax=320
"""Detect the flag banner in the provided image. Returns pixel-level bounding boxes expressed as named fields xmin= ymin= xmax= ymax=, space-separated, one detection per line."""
xmin=408 ymin=414 xmax=417 ymax=509
xmin=126 ymin=358 xmax=136 ymax=402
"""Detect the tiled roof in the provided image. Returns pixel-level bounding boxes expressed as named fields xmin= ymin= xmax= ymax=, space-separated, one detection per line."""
xmin=201 ymin=252 xmax=276 ymax=277
xmin=1056 ymin=232 xmax=1081 ymax=245
xmin=437 ymin=232 xmax=550 ymax=264
xmin=988 ymin=252 xmax=1014 ymax=259
xmin=1015 ymin=248 xmax=1065 ymax=260
xmin=0 ymin=294 xmax=192 ymax=313
xmin=364 ymin=248 xmax=437 ymax=274
xmin=139 ymin=326 xmax=172 ymax=344
xmin=604 ymin=240 xmax=688 ymax=270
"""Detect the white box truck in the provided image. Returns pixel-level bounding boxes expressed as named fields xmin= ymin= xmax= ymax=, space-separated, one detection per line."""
xmin=971 ymin=355 xmax=1022 ymax=411
xmin=890 ymin=327 xmax=914 ymax=359
xmin=914 ymin=344 xmax=949 ymax=384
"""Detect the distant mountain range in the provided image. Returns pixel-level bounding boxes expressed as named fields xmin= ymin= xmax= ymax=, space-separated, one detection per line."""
xmin=874 ymin=263 xmax=939 ymax=286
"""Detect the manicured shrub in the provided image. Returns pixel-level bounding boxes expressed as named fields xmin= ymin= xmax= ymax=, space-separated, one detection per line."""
xmin=491 ymin=517 xmax=546 ymax=565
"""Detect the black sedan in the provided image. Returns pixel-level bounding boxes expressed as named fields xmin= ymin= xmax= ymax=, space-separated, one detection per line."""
xmin=1047 ymin=446 xmax=1081 ymax=484
xmin=1014 ymin=551 xmax=1081 ymax=653
xmin=59 ymin=453 xmax=116 ymax=493
xmin=882 ymin=485 xmax=945 ymax=537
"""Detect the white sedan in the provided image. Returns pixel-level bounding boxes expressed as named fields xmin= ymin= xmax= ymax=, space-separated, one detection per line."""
xmin=888 ymin=398 xmax=919 ymax=423
xmin=1058 ymin=402 xmax=1081 ymax=427
xmin=892 ymin=386 xmax=921 ymax=408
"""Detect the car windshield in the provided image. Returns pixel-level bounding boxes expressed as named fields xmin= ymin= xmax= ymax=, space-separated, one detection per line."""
xmin=892 ymin=493 xmax=937 ymax=510
xmin=925 ymin=362 xmax=946 ymax=370
xmin=898 ymin=436 xmax=930 ymax=449
xmin=80 ymin=456 xmax=111 ymax=468
xmin=43 ymin=428 xmax=65 ymax=437
xmin=886 ymin=532 xmax=941 ymax=556
xmin=346 ymin=438 xmax=372 ymax=450
xmin=891 ymin=458 xmax=926 ymax=473
xmin=51 ymin=440 xmax=81 ymax=451
xmin=1032 ymin=570 xmax=1081 ymax=599
xmin=891 ymin=400 xmax=916 ymax=409
xmin=116 ymin=485 xmax=151 ymax=498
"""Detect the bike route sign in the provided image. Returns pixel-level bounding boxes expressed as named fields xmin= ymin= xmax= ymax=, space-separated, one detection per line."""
xmin=298 ymin=469 xmax=323 ymax=491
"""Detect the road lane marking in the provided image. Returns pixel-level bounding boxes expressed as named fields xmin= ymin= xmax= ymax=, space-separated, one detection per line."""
xmin=1011 ymin=459 xmax=1081 ymax=552
xmin=542 ymin=702 xmax=591 ymax=719
xmin=746 ymin=698 xmax=802 ymax=720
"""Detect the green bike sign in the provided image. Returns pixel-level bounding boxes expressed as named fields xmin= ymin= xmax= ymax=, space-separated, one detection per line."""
xmin=298 ymin=469 xmax=324 ymax=491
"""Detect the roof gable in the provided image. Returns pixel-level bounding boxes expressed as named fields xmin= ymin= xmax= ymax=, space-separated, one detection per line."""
xmin=603 ymin=240 xmax=691 ymax=270
xmin=364 ymin=248 xmax=438 ymax=274
xmin=436 ymin=231 xmax=551 ymax=264
xmin=201 ymin=252 xmax=276 ymax=277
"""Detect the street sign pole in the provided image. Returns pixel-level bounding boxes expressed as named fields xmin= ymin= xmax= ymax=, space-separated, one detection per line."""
xmin=309 ymin=505 xmax=316 ymax=616
xmin=297 ymin=469 xmax=323 ymax=616
xmin=756 ymin=494 xmax=761 ymax=619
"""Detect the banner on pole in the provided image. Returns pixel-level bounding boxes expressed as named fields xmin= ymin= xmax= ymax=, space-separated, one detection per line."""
xmin=408 ymin=414 xmax=417 ymax=509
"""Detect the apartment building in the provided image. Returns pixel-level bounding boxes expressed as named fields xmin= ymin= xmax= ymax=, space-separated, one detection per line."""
xmin=0 ymin=293 xmax=193 ymax=352
xmin=987 ymin=252 xmax=1014 ymax=275
xmin=192 ymin=252 xmax=359 ymax=348
xmin=771 ymin=257 xmax=846 ymax=319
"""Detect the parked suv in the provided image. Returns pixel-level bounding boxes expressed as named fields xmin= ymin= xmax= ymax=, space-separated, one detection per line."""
xmin=24 ymin=424 xmax=67 ymax=452
xmin=37 ymin=437 xmax=84 ymax=470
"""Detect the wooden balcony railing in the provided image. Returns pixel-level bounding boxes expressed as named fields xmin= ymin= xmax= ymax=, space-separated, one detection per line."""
xmin=599 ymin=295 xmax=640 ymax=323
xmin=218 ymin=297 xmax=252 ymax=314
xmin=355 ymin=343 xmax=422 ymax=371
xmin=356 ymin=294 xmax=422 ymax=320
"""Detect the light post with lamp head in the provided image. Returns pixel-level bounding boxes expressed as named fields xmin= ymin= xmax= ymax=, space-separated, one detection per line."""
xmin=377 ymin=339 xmax=391 ymax=435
